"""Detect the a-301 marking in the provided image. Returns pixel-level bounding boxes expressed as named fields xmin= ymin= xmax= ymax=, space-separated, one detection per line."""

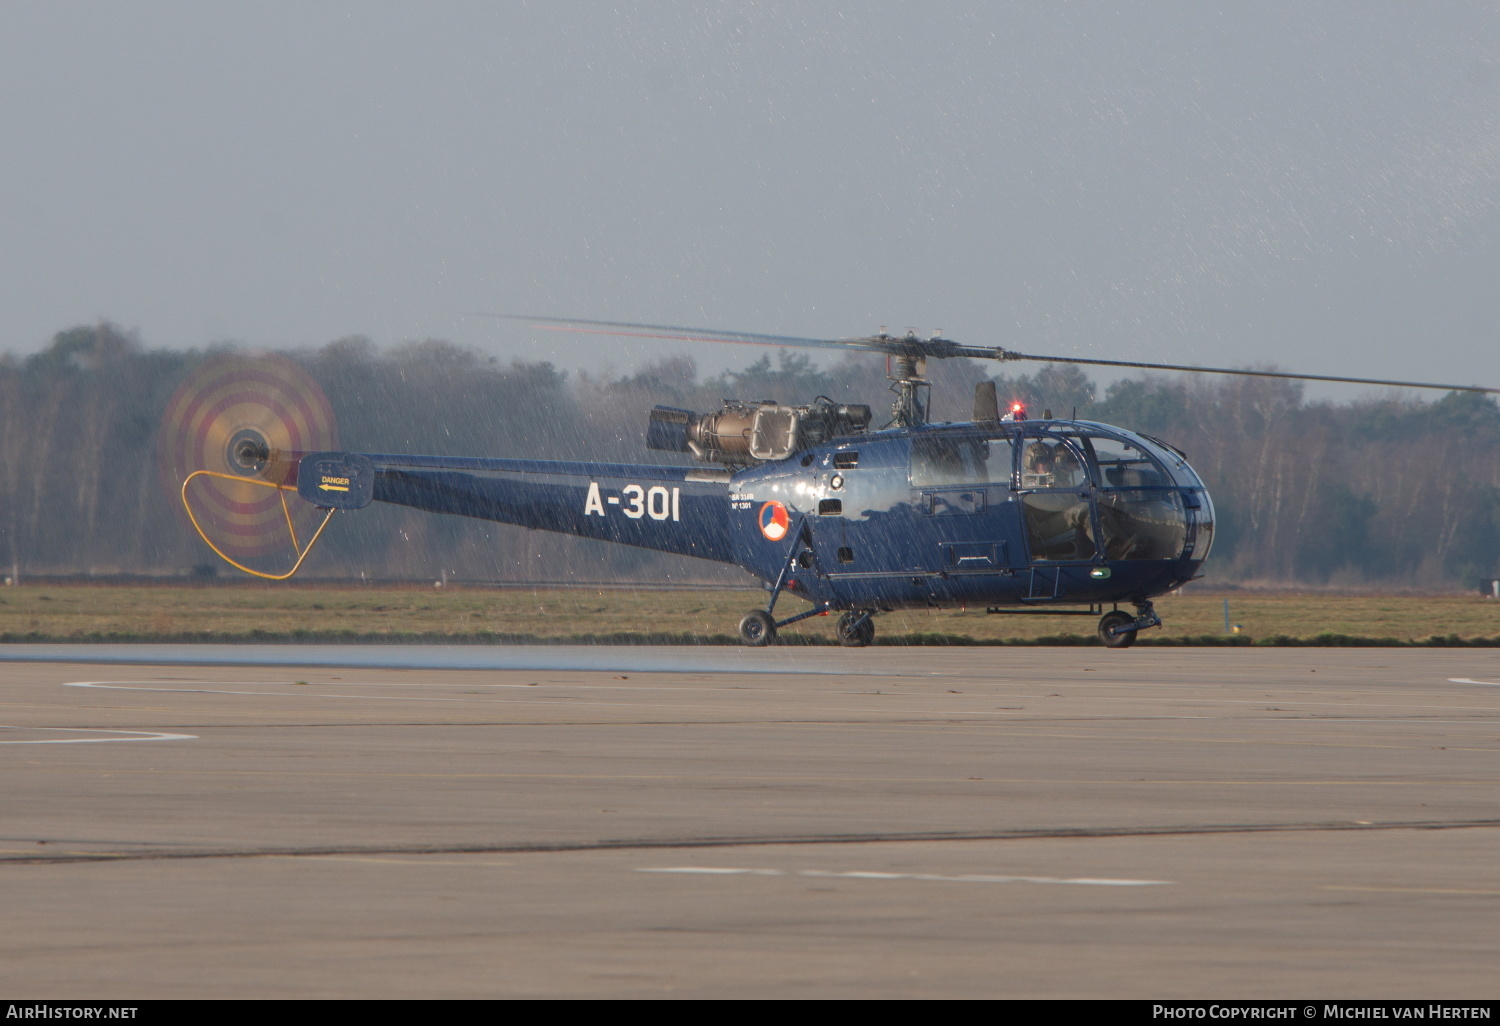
xmin=584 ymin=482 xmax=681 ymax=521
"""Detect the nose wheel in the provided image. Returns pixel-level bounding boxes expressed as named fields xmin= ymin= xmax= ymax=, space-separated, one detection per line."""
xmin=1097 ymin=610 xmax=1137 ymax=648
xmin=1098 ymin=601 xmax=1161 ymax=648
xmin=836 ymin=610 xmax=876 ymax=647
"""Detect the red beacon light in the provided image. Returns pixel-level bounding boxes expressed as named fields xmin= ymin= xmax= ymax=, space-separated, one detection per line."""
xmin=1000 ymin=402 xmax=1027 ymax=422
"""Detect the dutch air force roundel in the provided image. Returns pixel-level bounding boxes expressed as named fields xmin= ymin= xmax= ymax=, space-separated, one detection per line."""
xmin=758 ymin=500 xmax=790 ymax=541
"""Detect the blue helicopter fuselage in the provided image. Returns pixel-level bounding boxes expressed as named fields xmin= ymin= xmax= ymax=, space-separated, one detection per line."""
xmin=346 ymin=418 xmax=1213 ymax=614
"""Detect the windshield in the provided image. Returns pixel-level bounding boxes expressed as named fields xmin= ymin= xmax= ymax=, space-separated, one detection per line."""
xmin=1083 ymin=434 xmax=1169 ymax=488
xmin=1130 ymin=432 xmax=1203 ymax=488
xmin=1080 ymin=429 xmax=1190 ymax=561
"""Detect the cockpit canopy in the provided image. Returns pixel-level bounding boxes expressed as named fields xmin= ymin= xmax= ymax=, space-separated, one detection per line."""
xmin=910 ymin=422 xmax=1212 ymax=563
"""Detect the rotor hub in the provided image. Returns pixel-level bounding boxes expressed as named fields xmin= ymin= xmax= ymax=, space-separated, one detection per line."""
xmin=227 ymin=428 xmax=272 ymax=473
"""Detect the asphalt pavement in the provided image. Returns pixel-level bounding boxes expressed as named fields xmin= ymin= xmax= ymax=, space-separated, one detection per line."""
xmin=1 ymin=647 xmax=1497 ymax=998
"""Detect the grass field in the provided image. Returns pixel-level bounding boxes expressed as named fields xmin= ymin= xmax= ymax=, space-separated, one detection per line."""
xmin=1 ymin=584 xmax=1498 ymax=645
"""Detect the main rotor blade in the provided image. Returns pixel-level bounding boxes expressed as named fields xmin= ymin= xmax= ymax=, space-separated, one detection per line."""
xmin=482 ymin=314 xmax=910 ymax=355
xmin=995 ymin=352 xmax=1500 ymax=395
xmin=484 ymin=314 xmax=1497 ymax=395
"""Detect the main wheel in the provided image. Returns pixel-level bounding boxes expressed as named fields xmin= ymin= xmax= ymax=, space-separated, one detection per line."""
xmin=1098 ymin=610 xmax=1137 ymax=649
xmin=836 ymin=610 xmax=875 ymax=648
xmin=738 ymin=610 xmax=777 ymax=647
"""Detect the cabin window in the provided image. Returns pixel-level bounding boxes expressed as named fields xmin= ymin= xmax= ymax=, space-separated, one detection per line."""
xmin=911 ymin=435 xmax=1014 ymax=487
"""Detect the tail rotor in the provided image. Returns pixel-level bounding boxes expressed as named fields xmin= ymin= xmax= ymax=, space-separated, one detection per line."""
xmin=158 ymin=352 xmax=340 ymax=573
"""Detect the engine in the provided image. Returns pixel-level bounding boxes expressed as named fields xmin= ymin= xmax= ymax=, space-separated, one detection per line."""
xmin=646 ymin=399 xmax=872 ymax=465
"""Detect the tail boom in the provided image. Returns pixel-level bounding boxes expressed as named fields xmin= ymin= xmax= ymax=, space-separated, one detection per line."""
xmin=367 ymin=457 xmax=735 ymax=564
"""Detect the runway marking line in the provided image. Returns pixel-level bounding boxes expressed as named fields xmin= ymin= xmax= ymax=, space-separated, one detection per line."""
xmin=1448 ymin=678 xmax=1500 ymax=687
xmin=637 ymin=867 xmax=1172 ymax=886
xmin=0 ymin=725 xmax=196 ymax=745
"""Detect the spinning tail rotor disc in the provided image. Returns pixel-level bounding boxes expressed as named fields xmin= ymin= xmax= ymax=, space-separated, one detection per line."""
xmin=158 ymin=353 xmax=338 ymax=560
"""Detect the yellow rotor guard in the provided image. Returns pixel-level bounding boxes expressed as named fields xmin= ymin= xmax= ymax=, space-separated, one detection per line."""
xmin=181 ymin=470 xmax=336 ymax=580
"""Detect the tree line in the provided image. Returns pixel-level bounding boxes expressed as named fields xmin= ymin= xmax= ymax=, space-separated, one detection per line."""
xmin=1 ymin=323 xmax=1496 ymax=589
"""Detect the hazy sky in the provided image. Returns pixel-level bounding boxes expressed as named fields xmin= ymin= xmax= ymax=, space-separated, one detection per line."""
xmin=3 ymin=1 xmax=1498 ymax=393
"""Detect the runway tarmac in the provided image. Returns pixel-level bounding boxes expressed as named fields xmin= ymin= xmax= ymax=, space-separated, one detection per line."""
xmin=2 ymin=646 xmax=1498 ymax=998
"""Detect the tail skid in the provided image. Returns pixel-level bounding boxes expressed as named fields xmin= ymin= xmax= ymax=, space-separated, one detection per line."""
xmin=180 ymin=470 xmax=338 ymax=581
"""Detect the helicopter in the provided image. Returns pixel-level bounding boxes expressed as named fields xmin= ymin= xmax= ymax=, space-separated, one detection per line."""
xmin=172 ymin=317 xmax=1500 ymax=648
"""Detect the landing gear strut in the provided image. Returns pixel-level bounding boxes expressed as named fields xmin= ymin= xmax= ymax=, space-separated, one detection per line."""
xmin=1097 ymin=601 xmax=1161 ymax=649
xmin=738 ymin=516 xmax=838 ymax=646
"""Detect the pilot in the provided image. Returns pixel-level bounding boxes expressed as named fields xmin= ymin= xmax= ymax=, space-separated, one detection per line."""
xmin=1052 ymin=444 xmax=1084 ymax=487
xmin=1022 ymin=441 xmax=1054 ymax=487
